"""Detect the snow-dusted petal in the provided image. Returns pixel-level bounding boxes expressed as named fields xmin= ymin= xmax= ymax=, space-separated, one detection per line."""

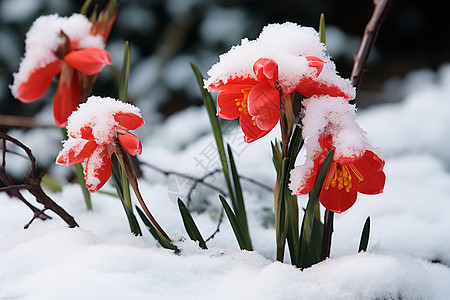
xmin=64 ymin=48 xmax=112 ymax=75
xmin=114 ymin=112 xmax=145 ymax=131
xmin=84 ymin=146 xmax=112 ymax=192
xmin=118 ymin=132 xmax=142 ymax=156
xmin=56 ymin=139 xmax=97 ymax=165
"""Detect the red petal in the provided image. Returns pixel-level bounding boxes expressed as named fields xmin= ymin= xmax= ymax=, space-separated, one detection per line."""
xmin=114 ymin=112 xmax=145 ymax=130
xmin=305 ymin=56 xmax=325 ymax=76
xmin=247 ymin=82 xmax=280 ymax=130
xmin=64 ymin=48 xmax=112 ymax=76
xmin=319 ymin=184 xmax=358 ymax=214
xmin=253 ymin=58 xmax=278 ymax=86
xmin=216 ymin=90 xmax=244 ymax=120
xmin=118 ymin=132 xmax=142 ymax=156
xmin=56 ymin=139 xmax=97 ymax=165
xmin=208 ymin=77 xmax=257 ymax=92
xmin=353 ymin=151 xmax=386 ymax=195
xmin=16 ymin=61 xmax=61 ymax=103
xmin=295 ymin=57 xmax=353 ymax=100
xmin=84 ymin=146 xmax=112 ymax=192
xmin=239 ymin=111 xmax=271 ymax=143
xmin=53 ymin=64 xmax=82 ymax=127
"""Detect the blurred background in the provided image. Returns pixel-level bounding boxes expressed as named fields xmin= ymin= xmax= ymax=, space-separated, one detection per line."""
xmin=1 ymin=0 xmax=449 ymax=121
xmin=0 ymin=0 xmax=449 ymax=178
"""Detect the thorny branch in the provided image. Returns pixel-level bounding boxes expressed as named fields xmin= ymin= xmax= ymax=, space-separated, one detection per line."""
xmin=0 ymin=132 xmax=78 ymax=228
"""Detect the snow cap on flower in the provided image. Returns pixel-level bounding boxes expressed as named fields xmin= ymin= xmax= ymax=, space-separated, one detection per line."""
xmin=57 ymin=96 xmax=144 ymax=192
xmin=10 ymin=13 xmax=105 ymax=98
xmin=205 ymin=22 xmax=355 ymax=99
xmin=289 ymin=95 xmax=381 ymax=193
xmin=66 ymin=96 xmax=143 ymax=145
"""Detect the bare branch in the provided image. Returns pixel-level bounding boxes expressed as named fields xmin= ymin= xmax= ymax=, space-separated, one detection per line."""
xmin=350 ymin=0 xmax=393 ymax=93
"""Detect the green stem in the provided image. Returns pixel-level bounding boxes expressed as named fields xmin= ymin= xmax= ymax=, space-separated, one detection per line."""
xmin=74 ymin=163 xmax=92 ymax=210
xmin=121 ymin=166 xmax=132 ymax=211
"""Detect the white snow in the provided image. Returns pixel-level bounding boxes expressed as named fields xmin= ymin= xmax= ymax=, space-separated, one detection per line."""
xmin=2 ymin=62 xmax=450 ymax=299
xmin=204 ymin=22 xmax=355 ymax=98
xmin=10 ymin=14 xmax=104 ymax=98
xmin=66 ymin=96 xmax=142 ymax=145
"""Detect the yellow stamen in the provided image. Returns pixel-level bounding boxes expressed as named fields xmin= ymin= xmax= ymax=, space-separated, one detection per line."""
xmin=324 ymin=162 xmax=363 ymax=193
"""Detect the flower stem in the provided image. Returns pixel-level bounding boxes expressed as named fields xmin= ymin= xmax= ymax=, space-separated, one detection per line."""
xmin=74 ymin=163 xmax=92 ymax=210
xmin=320 ymin=209 xmax=334 ymax=261
xmin=121 ymin=166 xmax=132 ymax=211
xmin=113 ymin=141 xmax=170 ymax=241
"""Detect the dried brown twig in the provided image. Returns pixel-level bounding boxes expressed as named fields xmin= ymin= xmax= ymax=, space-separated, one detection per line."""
xmin=0 ymin=132 xmax=78 ymax=228
xmin=350 ymin=0 xmax=393 ymax=92
xmin=321 ymin=0 xmax=393 ymax=261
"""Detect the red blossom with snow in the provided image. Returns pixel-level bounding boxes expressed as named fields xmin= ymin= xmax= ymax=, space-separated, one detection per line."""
xmin=56 ymin=96 xmax=144 ymax=192
xmin=289 ymin=96 xmax=386 ymax=213
xmin=10 ymin=13 xmax=115 ymax=127
xmin=292 ymin=135 xmax=385 ymax=213
xmin=205 ymin=22 xmax=356 ymax=143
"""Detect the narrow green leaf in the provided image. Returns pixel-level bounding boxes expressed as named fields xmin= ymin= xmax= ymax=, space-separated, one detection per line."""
xmin=80 ymin=0 xmax=93 ymax=15
xmin=136 ymin=206 xmax=179 ymax=252
xmin=190 ymin=63 xmax=229 ymax=178
xmin=227 ymin=144 xmax=252 ymax=248
xmin=319 ymin=13 xmax=326 ymax=45
xmin=301 ymin=148 xmax=334 ymax=245
xmin=286 ymin=194 xmax=299 ymax=265
xmin=298 ymin=214 xmax=324 ymax=268
xmin=119 ymin=41 xmax=131 ymax=102
xmin=275 ymin=158 xmax=290 ymax=261
xmin=111 ymin=162 xmax=142 ymax=236
xmin=271 ymin=139 xmax=282 ymax=175
xmin=358 ymin=216 xmax=371 ymax=252
xmin=219 ymin=195 xmax=252 ymax=251
xmin=286 ymin=121 xmax=304 ymax=171
xmin=177 ymin=199 xmax=207 ymax=249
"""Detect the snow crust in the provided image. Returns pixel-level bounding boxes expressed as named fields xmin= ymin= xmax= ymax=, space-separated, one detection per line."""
xmin=10 ymin=14 xmax=104 ymax=97
xmin=204 ymin=22 xmax=355 ymax=97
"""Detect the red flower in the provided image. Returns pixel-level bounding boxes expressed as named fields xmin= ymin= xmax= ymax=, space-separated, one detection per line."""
xmin=292 ymin=135 xmax=385 ymax=213
xmin=11 ymin=11 xmax=116 ymax=127
xmin=56 ymin=96 xmax=144 ymax=192
xmin=209 ymin=58 xmax=280 ymax=143
xmin=208 ymin=56 xmax=349 ymax=143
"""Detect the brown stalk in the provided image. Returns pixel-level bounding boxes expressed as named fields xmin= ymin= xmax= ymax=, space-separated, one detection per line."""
xmin=113 ymin=141 xmax=170 ymax=241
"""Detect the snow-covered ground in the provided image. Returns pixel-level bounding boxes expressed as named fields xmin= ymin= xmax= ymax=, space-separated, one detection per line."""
xmin=1 ymin=64 xmax=450 ymax=299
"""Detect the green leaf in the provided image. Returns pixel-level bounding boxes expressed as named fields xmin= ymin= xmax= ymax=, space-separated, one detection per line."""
xmin=271 ymin=139 xmax=282 ymax=175
xmin=298 ymin=214 xmax=324 ymax=268
xmin=227 ymin=144 xmax=252 ymax=248
xmin=80 ymin=0 xmax=93 ymax=15
xmin=111 ymin=162 xmax=142 ymax=236
xmin=301 ymin=148 xmax=334 ymax=246
xmin=178 ymin=199 xmax=207 ymax=249
xmin=358 ymin=216 xmax=371 ymax=252
xmin=319 ymin=13 xmax=326 ymax=45
xmin=119 ymin=41 xmax=131 ymax=102
xmin=190 ymin=63 xmax=229 ymax=180
xmin=286 ymin=121 xmax=304 ymax=171
xmin=275 ymin=158 xmax=290 ymax=261
xmin=136 ymin=206 xmax=179 ymax=252
xmin=219 ymin=195 xmax=252 ymax=251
